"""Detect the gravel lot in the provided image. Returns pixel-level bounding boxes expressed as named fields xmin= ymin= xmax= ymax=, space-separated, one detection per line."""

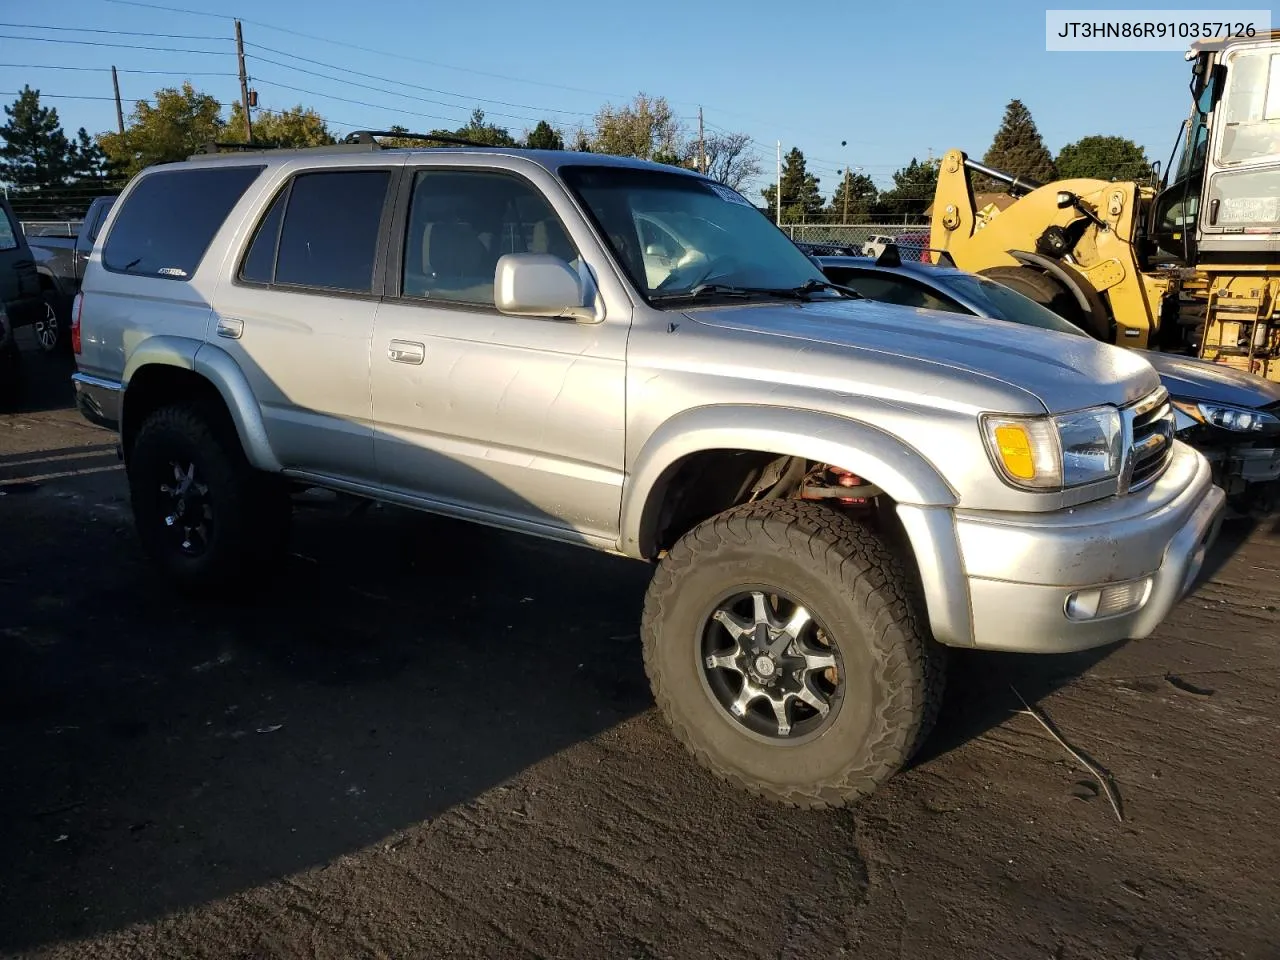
xmin=2 ymin=343 xmax=1279 ymax=959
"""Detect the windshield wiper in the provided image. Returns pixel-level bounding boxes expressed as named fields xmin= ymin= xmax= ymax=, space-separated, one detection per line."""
xmin=651 ymin=283 xmax=761 ymax=302
xmin=651 ymin=279 xmax=863 ymax=304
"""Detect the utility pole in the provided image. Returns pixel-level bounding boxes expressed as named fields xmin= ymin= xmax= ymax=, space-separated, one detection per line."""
xmin=697 ymin=107 xmax=705 ymax=175
xmin=234 ymin=19 xmax=253 ymax=143
xmin=842 ymin=167 xmax=851 ymax=225
xmin=776 ymin=140 xmax=782 ymax=226
xmin=111 ymin=66 xmax=124 ymax=135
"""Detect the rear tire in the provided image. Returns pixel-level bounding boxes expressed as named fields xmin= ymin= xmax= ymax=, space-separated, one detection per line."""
xmin=980 ymin=265 xmax=1108 ymax=339
xmin=641 ymin=500 xmax=946 ymax=809
xmin=127 ymin=404 xmax=291 ymax=591
xmin=33 ymin=296 xmax=65 ymax=354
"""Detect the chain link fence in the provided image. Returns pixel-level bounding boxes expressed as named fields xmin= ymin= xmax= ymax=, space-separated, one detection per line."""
xmin=779 ymin=223 xmax=932 ymax=259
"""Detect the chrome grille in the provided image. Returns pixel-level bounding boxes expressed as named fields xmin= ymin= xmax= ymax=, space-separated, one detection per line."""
xmin=1124 ymin=387 xmax=1175 ymax=493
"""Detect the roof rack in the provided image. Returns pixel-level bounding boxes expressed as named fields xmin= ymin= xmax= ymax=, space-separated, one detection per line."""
xmin=189 ymin=140 xmax=381 ymax=159
xmin=343 ymin=130 xmax=513 ymax=149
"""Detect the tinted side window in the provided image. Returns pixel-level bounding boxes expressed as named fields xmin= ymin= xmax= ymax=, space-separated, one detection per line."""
xmin=239 ymin=188 xmax=288 ymax=284
xmin=103 ymin=166 xmax=263 ymax=280
xmin=275 ymin=170 xmax=390 ymax=293
xmin=401 ymin=169 xmax=578 ymax=305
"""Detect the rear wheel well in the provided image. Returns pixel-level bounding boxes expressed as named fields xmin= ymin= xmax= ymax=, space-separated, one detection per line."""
xmin=641 ymin=449 xmax=905 ymax=559
xmin=122 ymin=366 xmax=238 ymax=463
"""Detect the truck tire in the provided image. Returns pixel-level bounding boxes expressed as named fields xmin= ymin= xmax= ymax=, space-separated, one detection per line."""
xmin=980 ymin=265 xmax=1107 ymax=339
xmin=641 ymin=499 xmax=946 ymax=808
xmin=33 ymin=297 xmax=64 ymax=354
xmin=127 ymin=404 xmax=291 ymax=591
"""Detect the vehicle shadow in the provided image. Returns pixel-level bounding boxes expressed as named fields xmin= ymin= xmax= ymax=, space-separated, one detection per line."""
xmin=3 ymin=330 xmax=77 ymax=415
xmin=0 ymin=487 xmax=656 ymax=952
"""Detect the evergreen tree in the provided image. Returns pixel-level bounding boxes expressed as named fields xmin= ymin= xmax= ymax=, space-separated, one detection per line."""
xmin=828 ymin=169 xmax=878 ymax=222
xmin=760 ymin=148 xmax=823 ymax=223
xmin=525 ymin=120 xmax=564 ymax=150
xmin=980 ymin=99 xmax=1057 ymax=188
xmin=876 ymin=157 xmax=939 ymax=220
xmin=0 ymin=86 xmax=77 ymax=189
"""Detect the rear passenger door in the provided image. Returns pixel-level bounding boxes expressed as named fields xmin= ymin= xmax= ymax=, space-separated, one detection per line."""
xmin=211 ymin=162 xmax=399 ymax=484
xmin=370 ymin=164 xmax=628 ymax=543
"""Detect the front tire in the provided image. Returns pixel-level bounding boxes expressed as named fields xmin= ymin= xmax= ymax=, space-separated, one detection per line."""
xmin=980 ymin=265 xmax=1110 ymax=340
xmin=641 ymin=500 xmax=945 ymax=809
xmin=128 ymin=404 xmax=290 ymax=591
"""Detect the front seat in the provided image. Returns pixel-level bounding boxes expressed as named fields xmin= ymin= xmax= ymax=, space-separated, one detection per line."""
xmin=422 ymin=221 xmax=495 ymax=302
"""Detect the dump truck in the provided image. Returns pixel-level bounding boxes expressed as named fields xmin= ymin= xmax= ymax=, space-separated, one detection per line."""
xmin=929 ymin=30 xmax=1280 ymax=382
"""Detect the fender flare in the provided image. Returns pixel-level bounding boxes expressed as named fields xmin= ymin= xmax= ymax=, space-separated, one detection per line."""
xmin=121 ymin=337 xmax=281 ymax=472
xmin=1007 ymin=249 xmax=1112 ymax=340
xmin=34 ymin=265 xmax=68 ymax=298
xmin=620 ymin=404 xmax=958 ymax=558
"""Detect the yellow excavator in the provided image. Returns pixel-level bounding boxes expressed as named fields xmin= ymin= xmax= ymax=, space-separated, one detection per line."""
xmin=929 ymin=30 xmax=1280 ymax=381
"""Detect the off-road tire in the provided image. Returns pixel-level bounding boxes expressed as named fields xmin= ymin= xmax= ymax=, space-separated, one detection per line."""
xmin=128 ymin=403 xmax=291 ymax=591
xmin=980 ymin=265 xmax=1109 ymax=340
xmin=641 ymin=499 xmax=946 ymax=808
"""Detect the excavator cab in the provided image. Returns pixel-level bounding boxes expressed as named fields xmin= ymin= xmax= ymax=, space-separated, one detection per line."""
xmin=1153 ymin=33 xmax=1280 ymax=267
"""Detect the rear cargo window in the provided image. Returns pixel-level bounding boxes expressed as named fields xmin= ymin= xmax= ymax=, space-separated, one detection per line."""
xmin=103 ymin=165 xmax=264 ymax=280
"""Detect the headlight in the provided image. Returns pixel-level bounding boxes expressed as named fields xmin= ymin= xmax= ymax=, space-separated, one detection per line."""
xmin=982 ymin=405 xmax=1123 ymax=490
xmin=1171 ymin=399 xmax=1280 ymax=433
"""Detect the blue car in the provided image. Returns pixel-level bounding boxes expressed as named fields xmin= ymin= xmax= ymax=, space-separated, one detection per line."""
xmin=811 ymin=245 xmax=1280 ymax=516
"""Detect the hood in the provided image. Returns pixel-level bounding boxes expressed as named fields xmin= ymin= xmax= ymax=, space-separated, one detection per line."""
xmin=1136 ymin=350 xmax=1280 ymax=410
xmin=687 ymin=299 xmax=1160 ymax=414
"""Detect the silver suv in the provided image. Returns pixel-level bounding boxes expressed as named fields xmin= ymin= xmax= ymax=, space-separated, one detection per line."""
xmin=70 ymin=143 xmax=1225 ymax=807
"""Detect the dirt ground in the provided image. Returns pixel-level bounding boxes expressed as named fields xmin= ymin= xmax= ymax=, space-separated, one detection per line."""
xmin=2 ymin=343 xmax=1279 ymax=960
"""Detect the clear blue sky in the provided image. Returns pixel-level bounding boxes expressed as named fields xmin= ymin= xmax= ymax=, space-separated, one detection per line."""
xmin=1 ymin=0 xmax=1209 ymax=200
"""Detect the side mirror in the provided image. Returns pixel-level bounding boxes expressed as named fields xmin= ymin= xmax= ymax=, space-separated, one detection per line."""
xmin=1056 ymin=191 xmax=1076 ymax=209
xmin=495 ymin=253 xmax=596 ymax=323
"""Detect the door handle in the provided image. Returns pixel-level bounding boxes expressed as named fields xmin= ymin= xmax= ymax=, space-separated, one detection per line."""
xmin=216 ymin=317 xmax=244 ymax=339
xmin=388 ymin=340 xmax=425 ymax=365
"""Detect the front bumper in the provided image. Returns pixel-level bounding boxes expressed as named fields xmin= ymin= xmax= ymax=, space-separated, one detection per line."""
xmin=71 ymin=372 xmax=122 ymax=432
xmin=952 ymin=441 xmax=1225 ymax=654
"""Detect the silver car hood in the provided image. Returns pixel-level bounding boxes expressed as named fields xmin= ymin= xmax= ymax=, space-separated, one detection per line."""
xmin=688 ymin=299 xmax=1160 ymax=413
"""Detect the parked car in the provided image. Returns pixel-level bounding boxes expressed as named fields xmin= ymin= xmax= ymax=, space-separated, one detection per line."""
xmin=893 ymin=231 xmax=931 ymax=261
xmin=0 ymin=194 xmax=50 ymax=351
xmin=27 ymin=195 xmax=115 ymax=353
xmin=815 ymin=246 xmax=1280 ymax=516
xmin=72 ymin=143 xmax=1222 ymax=808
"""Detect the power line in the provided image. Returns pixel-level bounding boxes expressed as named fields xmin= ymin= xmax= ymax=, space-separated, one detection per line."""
xmin=105 ymin=0 xmax=634 ymax=100
xmin=244 ymin=43 xmax=594 ymax=119
xmin=251 ymin=77 xmax=472 ymax=127
xmin=247 ymin=54 xmax=577 ymax=127
xmin=0 ymin=32 xmax=229 ymax=55
xmin=0 ymin=62 xmax=237 ymax=77
xmin=0 ymin=21 xmax=223 ymax=40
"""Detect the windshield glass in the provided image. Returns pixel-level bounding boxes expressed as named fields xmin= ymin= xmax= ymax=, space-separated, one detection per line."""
xmin=560 ymin=165 xmax=829 ymax=301
xmin=943 ymin=274 xmax=1089 ymax=337
xmin=1173 ymin=69 xmax=1217 ymax=181
xmin=1217 ymin=50 xmax=1280 ymax=166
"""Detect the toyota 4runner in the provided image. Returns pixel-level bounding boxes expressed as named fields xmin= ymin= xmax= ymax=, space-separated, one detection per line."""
xmin=70 ymin=142 xmax=1225 ymax=807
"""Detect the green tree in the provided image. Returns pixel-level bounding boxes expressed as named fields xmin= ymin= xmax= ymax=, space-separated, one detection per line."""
xmin=980 ymin=99 xmax=1057 ymax=188
xmin=761 ymin=147 xmax=823 ymax=223
xmin=1055 ymin=135 xmax=1151 ymax=181
xmin=875 ymin=157 xmax=939 ymax=220
xmin=0 ymin=86 xmax=77 ymax=189
xmin=98 ymin=82 xmax=224 ymax=176
xmin=828 ymin=169 xmax=879 ymax=223
xmin=525 ymin=120 xmax=564 ymax=150
xmin=226 ymin=102 xmax=335 ymax=148
xmin=445 ymin=108 xmax=517 ymax=147
xmin=590 ymin=93 xmax=684 ymax=160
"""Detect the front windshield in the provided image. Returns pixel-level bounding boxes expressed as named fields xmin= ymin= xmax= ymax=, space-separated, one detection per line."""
xmin=1173 ymin=71 xmax=1217 ymax=182
xmin=945 ymin=274 xmax=1089 ymax=337
xmin=560 ymin=165 xmax=829 ymax=302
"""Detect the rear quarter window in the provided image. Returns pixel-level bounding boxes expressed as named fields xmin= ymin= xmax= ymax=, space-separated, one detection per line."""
xmin=0 ymin=206 xmax=19 ymax=252
xmin=103 ymin=165 xmax=264 ymax=280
